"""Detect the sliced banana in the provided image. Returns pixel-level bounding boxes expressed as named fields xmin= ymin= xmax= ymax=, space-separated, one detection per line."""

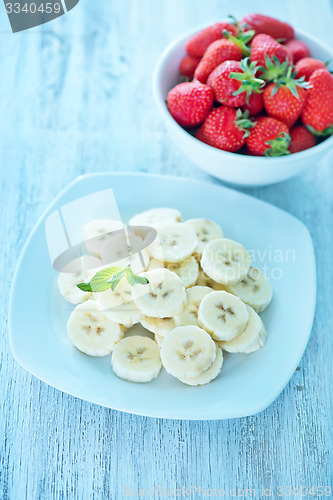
xmin=160 ymin=325 xmax=216 ymax=378
xmin=217 ymin=305 xmax=267 ymax=353
xmin=184 ymin=218 xmax=223 ymax=257
xmin=166 ymin=256 xmax=199 ymax=288
xmin=93 ymin=277 xmax=144 ymax=328
xmin=58 ymin=255 xmax=103 ymax=304
xmin=147 ymin=258 xmax=165 ymax=271
xmin=140 ymin=316 xmax=177 ymax=337
xmin=198 ymin=290 xmax=249 ymax=341
xmin=129 ymin=208 xmax=182 ymax=229
xmin=196 ymin=266 xmax=226 ymax=290
xmin=155 ymin=333 xmax=164 ymax=347
xmin=132 ymin=268 xmax=186 ymax=318
xmin=111 ymin=336 xmax=162 ymax=383
xmin=178 ymin=347 xmax=223 ymax=386
xmin=201 ymin=238 xmax=251 ymax=285
xmin=67 ymin=300 xmax=124 ymax=356
xmin=103 ymin=248 xmax=150 ymax=275
xmin=174 ymin=286 xmax=212 ymax=327
xmin=227 ymin=267 xmax=273 ymax=313
xmin=147 ymin=224 xmax=197 ymax=263
xmin=84 ymin=219 xmax=124 ymax=257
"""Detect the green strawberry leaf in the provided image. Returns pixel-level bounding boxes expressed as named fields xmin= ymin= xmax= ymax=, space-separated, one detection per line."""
xmin=265 ymin=132 xmax=291 ymax=157
xmin=306 ymin=124 xmax=333 ymax=136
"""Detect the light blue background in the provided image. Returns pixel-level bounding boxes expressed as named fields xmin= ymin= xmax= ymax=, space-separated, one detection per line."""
xmin=0 ymin=0 xmax=332 ymax=498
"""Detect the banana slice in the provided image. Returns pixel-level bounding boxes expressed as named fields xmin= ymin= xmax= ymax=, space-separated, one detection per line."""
xmin=161 ymin=325 xmax=216 ymax=378
xmin=129 ymin=208 xmax=182 ymax=229
xmin=178 ymin=347 xmax=223 ymax=386
xmin=198 ymin=290 xmax=249 ymax=341
xmin=132 ymin=268 xmax=186 ymax=318
xmin=147 ymin=258 xmax=165 ymax=271
xmin=174 ymin=286 xmax=212 ymax=327
xmin=196 ymin=266 xmax=226 ymax=290
xmin=184 ymin=218 xmax=223 ymax=257
xmin=102 ymin=248 xmax=150 ymax=275
xmin=155 ymin=334 xmax=164 ymax=347
xmin=84 ymin=219 xmax=124 ymax=257
xmin=58 ymin=255 xmax=103 ymax=304
xmin=67 ymin=300 xmax=124 ymax=356
xmin=217 ymin=305 xmax=267 ymax=353
xmin=111 ymin=336 xmax=162 ymax=382
xmin=201 ymin=238 xmax=251 ymax=285
xmin=140 ymin=316 xmax=177 ymax=337
xmin=166 ymin=256 xmax=199 ymax=288
xmin=147 ymin=224 xmax=197 ymax=263
xmin=227 ymin=267 xmax=273 ymax=313
xmin=94 ymin=277 xmax=144 ymax=328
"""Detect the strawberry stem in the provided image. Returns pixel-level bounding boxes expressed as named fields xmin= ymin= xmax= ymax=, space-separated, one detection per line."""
xmin=223 ymin=30 xmax=255 ymax=57
xmin=235 ymin=109 xmax=256 ymax=138
xmin=264 ymin=132 xmax=291 ymax=156
xmin=230 ymin=58 xmax=265 ymax=97
xmin=306 ymin=124 xmax=333 ymax=136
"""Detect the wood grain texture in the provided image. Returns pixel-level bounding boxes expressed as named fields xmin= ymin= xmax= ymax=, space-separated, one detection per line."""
xmin=0 ymin=0 xmax=332 ymax=498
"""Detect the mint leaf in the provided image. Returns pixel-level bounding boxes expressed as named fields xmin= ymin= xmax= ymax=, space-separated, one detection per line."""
xmin=89 ymin=266 xmax=123 ymax=292
xmin=77 ymin=282 xmax=92 ymax=292
xmin=77 ymin=265 xmax=149 ymax=293
xmin=125 ymin=268 xmax=149 ymax=286
xmin=108 ymin=270 xmax=127 ymax=291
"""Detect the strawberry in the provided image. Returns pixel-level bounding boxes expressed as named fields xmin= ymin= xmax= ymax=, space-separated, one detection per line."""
xmin=285 ymin=39 xmax=310 ymax=63
xmin=241 ymin=13 xmax=295 ymax=41
xmin=167 ymin=82 xmax=213 ymax=128
xmin=207 ymin=58 xmax=265 ymax=107
xmin=289 ymin=125 xmax=316 ymax=153
xmin=246 ymin=116 xmax=290 ymax=156
xmin=302 ymin=69 xmax=333 ymax=134
xmin=263 ymin=67 xmax=309 ymax=128
xmin=250 ymin=34 xmax=292 ymax=68
xmin=295 ymin=57 xmax=326 ymax=80
xmin=241 ymin=92 xmax=264 ymax=115
xmin=195 ymin=107 xmax=255 ymax=152
xmin=194 ymin=39 xmax=242 ymax=83
xmin=179 ymin=55 xmax=201 ymax=79
xmin=186 ymin=22 xmax=238 ymax=58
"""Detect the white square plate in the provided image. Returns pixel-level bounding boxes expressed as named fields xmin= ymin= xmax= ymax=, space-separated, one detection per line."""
xmin=9 ymin=173 xmax=316 ymax=419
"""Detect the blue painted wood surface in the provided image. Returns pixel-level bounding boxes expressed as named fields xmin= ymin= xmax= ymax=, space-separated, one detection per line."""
xmin=0 ymin=0 xmax=332 ymax=498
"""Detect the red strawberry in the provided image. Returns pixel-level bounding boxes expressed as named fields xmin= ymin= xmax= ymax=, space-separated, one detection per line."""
xmin=250 ymin=34 xmax=292 ymax=68
xmin=263 ymin=67 xmax=309 ymax=128
xmin=246 ymin=116 xmax=290 ymax=156
xmin=295 ymin=57 xmax=326 ymax=80
xmin=179 ymin=55 xmax=201 ymax=79
xmin=242 ymin=92 xmax=264 ymax=115
xmin=241 ymin=13 xmax=294 ymax=41
xmin=289 ymin=125 xmax=316 ymax=153
xmin=302 ymin=69 xmax=333 ymax=134
xmin=167 ymin=82 xmax=213 ymax=128
xmin=285 ymin=39 xmax=310 ymax=63
xmin=207 ymin=58 xmax=265 ymax=107
xmin=195 ymin=107 xmax=254 ymax=152
xmin=186 ymin=22 xmax=238 ymax=58
xmin=194 ymin=39 xmax=242 ymax=83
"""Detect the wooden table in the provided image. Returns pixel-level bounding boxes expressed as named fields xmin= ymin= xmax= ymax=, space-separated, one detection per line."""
xmin=0 ymin=1 xmax=332 ymax=497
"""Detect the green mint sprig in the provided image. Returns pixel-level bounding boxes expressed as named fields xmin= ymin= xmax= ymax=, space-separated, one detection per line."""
xmin=77 ymin=266 xmax=149 ymax=293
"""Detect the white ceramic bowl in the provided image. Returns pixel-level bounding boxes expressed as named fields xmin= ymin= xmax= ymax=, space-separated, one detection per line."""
xmin=153 ymin=25 xmax=333 ymax=187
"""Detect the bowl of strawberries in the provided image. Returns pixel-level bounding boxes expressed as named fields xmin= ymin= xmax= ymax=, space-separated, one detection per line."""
xmin=153 ymin=13 xmax=333 ymax=186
